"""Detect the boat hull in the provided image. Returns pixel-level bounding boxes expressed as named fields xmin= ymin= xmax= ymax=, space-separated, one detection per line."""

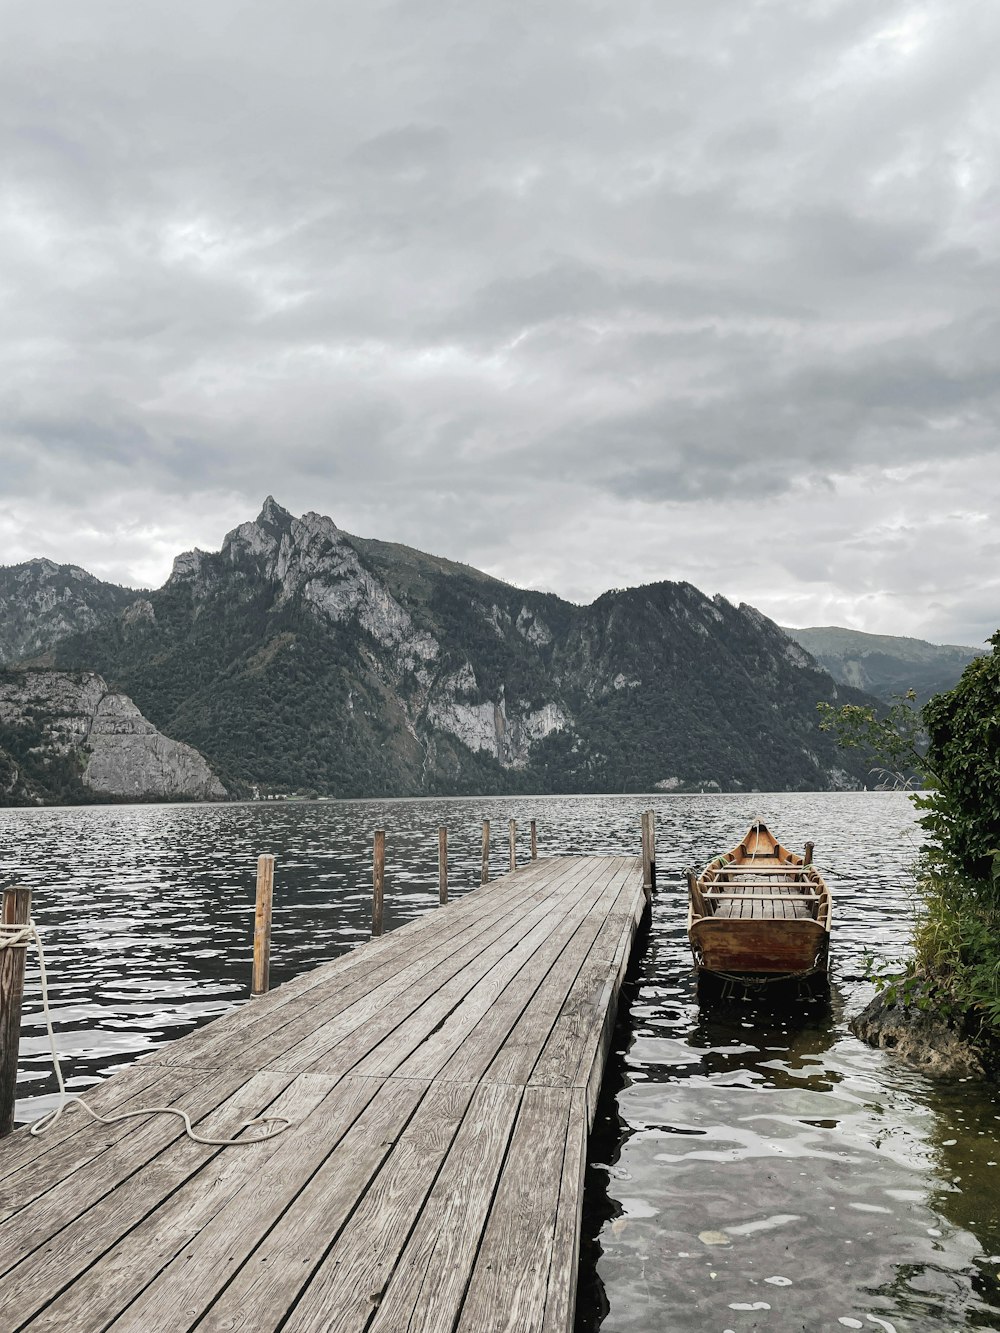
xmin=689 ymin=916 xmax=828 ymax=977
xmin=687 ymin=820 xmax=832 ymax=980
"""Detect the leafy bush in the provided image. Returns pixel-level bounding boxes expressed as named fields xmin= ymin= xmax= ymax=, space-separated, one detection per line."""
xmin=920 ymin=632 xmax=1000 ymax=883
xmin=820 ymin=641 xmax=1000 ymax=1033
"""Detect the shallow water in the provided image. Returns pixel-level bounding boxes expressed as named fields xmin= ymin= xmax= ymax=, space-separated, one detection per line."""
xmin=2 ymin=792 xmax=998 ymax=1331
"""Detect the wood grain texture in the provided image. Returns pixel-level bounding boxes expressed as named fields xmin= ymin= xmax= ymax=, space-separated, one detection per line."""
xmin=3 ymin=855 xmax=648 ymax=1333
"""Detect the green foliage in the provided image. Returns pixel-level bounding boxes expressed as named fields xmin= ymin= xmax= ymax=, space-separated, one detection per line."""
xmin=920 ymin=634 xmax=1000 ymax=882
xmin=816 ymin=690 xmax=927 ymax=786
xmin=823 ymin=641 xmax=1000 ymax=1039
xmin=910 ymin=865 xmax=1000 ymax=1030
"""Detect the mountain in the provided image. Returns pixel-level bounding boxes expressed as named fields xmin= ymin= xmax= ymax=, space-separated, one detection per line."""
xmin=0 ymin=669 xmax=227 ymax=805
xmin=43 ymin=498 xmax=872 ymax=797
xmin=782 ymin=626 xmax=985 ymax=705
xmin=0 ymin=559 xmax=138 ymax=666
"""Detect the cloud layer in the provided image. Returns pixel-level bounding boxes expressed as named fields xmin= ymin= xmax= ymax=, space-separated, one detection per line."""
xmin=1 ymin=0 xmax=998 ymax=643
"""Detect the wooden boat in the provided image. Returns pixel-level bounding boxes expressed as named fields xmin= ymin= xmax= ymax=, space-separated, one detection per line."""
xmin=687 ymin=820 xmax=831 ymax=980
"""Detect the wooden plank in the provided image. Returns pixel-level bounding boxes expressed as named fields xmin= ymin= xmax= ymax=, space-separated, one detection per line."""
xmin=281 ymin=1081 xmax=478 ymax=1331
xmin=282 ymin=861 xmax=591 ymax=1080
xmin=476 ymin=862 xmax=637 ymax=1090
xmin=46 ymin=1076 xmax=384 ymax=1333
xmin=0 ymin=855 xmax=650 ymax=1333
xmin=542 ymin=1087 xmax=588 ymax=1332
xmin=367 ymin=1083 xmax=523 ymax=1333
xmin=0 ymin=1065 xmax=237 ymax=1226
xmin=380 ymin=859 xmax=611 ymax=1082
xmin=0 ymin=1060 xmax=170 ymax=1189
xmin=0 ymin=1067 xmax=251 ymax=1282
xmin=156 ymin=860 xmax=558 ymax=1075
xmin=0 ymin=1070 xmax=304 ymax=1329
xmin=195 ymin=1078 xmax=432 ymax=1332
xmin=528 ymin=870 xmax=645 ymax=1096
xmin=455 ymin=1086 xmax=573 ymax=1333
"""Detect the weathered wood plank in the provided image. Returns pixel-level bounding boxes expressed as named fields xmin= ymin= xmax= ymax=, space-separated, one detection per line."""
xmin=0 ymin=1064 xmax=239 ymax=1226
xmin=372 ymin=859 xmax=610 ymax=1082
xmin=148 ymin=859 xmax=555 ymax=1070
xmin=284 ymin=860 xmax=591 ymax=1080
xmin=433 ymin=862 xmax=634 ymax=1087
xmin=455 ymin=1086 xmax=574 ymax=1333
xmin=195 ymin=1078 xmax=432 ymax=1332
xmin=1 ymin=1070 xmax=303 ymax=1329
xmin=0 ymin=1067 xmax=250 ymax=1282
xmin=367 ymin=1082 xmax=524 ymax=1333
xmin=1 ymin=854 xmax=650 ymax=1333
xmin=475 ymin=861 xmax=638 ymax=1090
xmin=53 ymin=1076 xmax=384 ymax=1333
xmin=283 ymin=1081 xmax=478 ymax=1331
xmin=159 ymin=860 xmax=559 ymax=1076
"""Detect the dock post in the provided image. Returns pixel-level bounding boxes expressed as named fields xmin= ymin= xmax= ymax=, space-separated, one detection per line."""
xmin=530 ymin=818 xmax=537 ymax=860
xmin=648 ymin=808 xmax=657 ymax=891
xmin=509 ymin=819 xmax=517 ymax=872
xmin=251 ymin=855 xmax=275 ymax=997
xmin=372 ymin=830 xmax=386 ymax=937
xmin=640 ymin=812 xmax=653 ymax=901
xmin=481 ymin=820 xmax=490 ymax=885
xmin=438 ymin=826 xmax=448 ymax=905
xmin=803 ymin=841 xmax=815 ymax=866
xmin=1 ymin=885 xmax=31 ymax=1138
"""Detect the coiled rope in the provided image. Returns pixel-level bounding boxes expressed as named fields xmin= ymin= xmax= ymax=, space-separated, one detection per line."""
xmin=0 ymin=918 xmax=290 ymax=1145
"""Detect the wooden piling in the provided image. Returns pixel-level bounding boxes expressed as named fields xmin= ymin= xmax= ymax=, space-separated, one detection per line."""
xmin=1 ymin=884 xmax=31 ymax=1138
xmin=803 ymin=841 xmax=815 ymax=866
xmin=640 ymin=812 xmax=653 ymax=900
xmin=481 ymin=820 xmax=490 ymax=885
xmin=509 ymin=819 xmax=517 ymax=872
xmin=251 ymin=856 xmax=275 ymax=998
xmin=438 ymin=826 xmax=448 ymax=905
xmin=530 ymin=819 xmax=537 ymax=859
xmin=647 ymin=808 xmax=657 ymax=891
xmin=372 ymin=830 xmax=386 ymax=937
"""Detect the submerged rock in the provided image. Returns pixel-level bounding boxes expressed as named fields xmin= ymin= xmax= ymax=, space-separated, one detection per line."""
xmin=850 ymin=988 xmax=987 ymax=1079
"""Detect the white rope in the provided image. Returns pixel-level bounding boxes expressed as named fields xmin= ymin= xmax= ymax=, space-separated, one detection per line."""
xmin=8 ymin=918 xmax=291 ymax=1146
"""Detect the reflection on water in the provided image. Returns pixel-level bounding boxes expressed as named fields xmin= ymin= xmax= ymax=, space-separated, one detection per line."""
xmin=1 ymin=792 xmax=998 ymax=1331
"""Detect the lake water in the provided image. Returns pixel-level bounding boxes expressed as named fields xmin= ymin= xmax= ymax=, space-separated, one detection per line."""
xmin=2 ymin=792 xmax=999 ymax=1332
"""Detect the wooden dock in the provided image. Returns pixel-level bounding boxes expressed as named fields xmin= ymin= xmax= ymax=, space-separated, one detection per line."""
xmin=0 ymin=854 xmax=648 ymax=1332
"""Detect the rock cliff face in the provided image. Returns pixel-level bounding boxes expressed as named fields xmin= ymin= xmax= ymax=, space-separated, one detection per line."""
xmin=0 ymin=670 xmax=227 ymax=804
xmin=48 ymin=498 xmax=874 ymax=797
xmin=0 ymin=560 xmax=137 ymax=665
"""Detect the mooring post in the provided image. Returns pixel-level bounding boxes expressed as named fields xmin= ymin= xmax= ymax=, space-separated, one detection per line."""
xmin=803 ymin=840 xmax=815 ymax=866
xmin=372 ymin=829 xmax=386 ymax=937
xmin=530 ymin=818 xmax=537 ymax=860
xmin=648 ymin=808 xmax=657 ymax=891
xmin=438 ymin=826 xmax=448 ymax=905
xmin=640 ymin=812 xmax=653 ymax=901
xmin=1 ymin=884 xmax=32 ymax=1138
xmin=251 ymin=855 xmax=275 ymax=997
xmin=481 ymin=820 xmax=490 ymax=885
xmin=509 ymin=819 xmax=517 ymax=872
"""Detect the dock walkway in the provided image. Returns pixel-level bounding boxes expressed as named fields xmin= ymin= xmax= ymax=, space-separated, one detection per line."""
xmin=0 ymin=854 xmax=647 ymax=1332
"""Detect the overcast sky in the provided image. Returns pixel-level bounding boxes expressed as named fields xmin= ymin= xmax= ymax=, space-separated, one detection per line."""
xmin=1 ymin=0 xmax=998 ymax=645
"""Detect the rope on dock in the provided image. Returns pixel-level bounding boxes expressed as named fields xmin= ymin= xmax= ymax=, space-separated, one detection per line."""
xmin=4 ymin=919 xmax=291 ymax=1146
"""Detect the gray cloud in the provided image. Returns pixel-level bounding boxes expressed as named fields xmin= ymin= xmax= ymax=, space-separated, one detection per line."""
xmin=1 ymin=0 xmax=999 ymax=643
